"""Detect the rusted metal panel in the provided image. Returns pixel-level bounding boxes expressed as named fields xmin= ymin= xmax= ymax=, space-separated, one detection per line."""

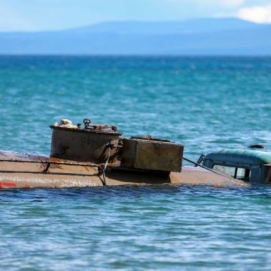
xmin=0 ymin=118 xmax=250 ymax=189
xmin=50 ymin=126 xmax=121 ymax=164
xmin=0 ymin=150 xmax=246 ymax=189
xmin=121 ymin=138 xmax=183 ymax=172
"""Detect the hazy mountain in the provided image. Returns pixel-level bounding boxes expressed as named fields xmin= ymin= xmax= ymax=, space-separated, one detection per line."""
xmin=0 ymin=18 xmax=270 ymax=55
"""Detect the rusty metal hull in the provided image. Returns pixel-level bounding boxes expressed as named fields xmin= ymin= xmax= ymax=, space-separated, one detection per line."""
xmin=0 ymin=151 xmax=247 ymax=189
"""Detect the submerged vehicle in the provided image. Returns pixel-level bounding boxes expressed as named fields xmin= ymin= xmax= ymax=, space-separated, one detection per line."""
xmin=0 ymin=118 xmax=246 ymax=189
xmin=201 ymin=148 xmax=271 ymax=184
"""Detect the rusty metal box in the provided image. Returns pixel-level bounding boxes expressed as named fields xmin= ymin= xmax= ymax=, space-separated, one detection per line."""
xmin=50 ymin=126 xmax=121 ymax=164
xmin=121 ymin=138 xmax=183 ymax=172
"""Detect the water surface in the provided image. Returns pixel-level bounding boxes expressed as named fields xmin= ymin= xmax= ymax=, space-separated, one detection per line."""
xmin=1 ymin=56 xmax=271 ymax=270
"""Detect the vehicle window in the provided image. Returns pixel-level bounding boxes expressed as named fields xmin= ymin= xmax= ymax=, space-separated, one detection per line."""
xmin=213 ymin=165 xmax=235 ymax=176
xmin=213 ymin=165 xmax=250 ymax=180
xmin=236 ymin=168 xmax=246 ymax=178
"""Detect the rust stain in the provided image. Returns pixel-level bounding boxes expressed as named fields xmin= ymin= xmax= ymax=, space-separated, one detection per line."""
xmin=0 ymin=182 xmax=17 ymax=189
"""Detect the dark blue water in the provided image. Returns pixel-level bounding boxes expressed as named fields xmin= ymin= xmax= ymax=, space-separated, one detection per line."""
xmin=1 ymin=56 xmax=271 ymax=270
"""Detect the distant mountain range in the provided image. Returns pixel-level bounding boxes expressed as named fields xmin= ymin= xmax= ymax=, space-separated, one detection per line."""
xmin=0 ymin=18 xmax=271 ymax=55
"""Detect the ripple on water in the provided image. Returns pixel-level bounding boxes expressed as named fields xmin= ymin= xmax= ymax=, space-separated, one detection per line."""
xmin=1 ymin=185 xmax=271 ymax=270
xmin=1 ymin=56 xmax=271 ymax=270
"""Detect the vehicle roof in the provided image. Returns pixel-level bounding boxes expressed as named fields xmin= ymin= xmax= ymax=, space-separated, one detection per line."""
xmin=204 ymin=149 xmax=271 ymax=166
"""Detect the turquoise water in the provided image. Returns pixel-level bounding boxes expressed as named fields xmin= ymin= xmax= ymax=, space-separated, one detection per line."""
xmin=1 ymin=56 xmax=271 ymax=270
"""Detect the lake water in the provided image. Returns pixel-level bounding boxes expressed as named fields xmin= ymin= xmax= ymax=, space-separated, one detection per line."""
xmin=1 ymin=56 xmax=271 ymax=270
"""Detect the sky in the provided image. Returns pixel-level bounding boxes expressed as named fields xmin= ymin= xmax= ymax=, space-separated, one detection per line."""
xmin=0 ymin=0 xmax=271 ymax=32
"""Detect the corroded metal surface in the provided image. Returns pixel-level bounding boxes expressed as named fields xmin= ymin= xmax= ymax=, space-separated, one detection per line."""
xmin=0 ymin=151 xmax=247 ymax=189
xmin=0 ymin=151 xmax=103 ymax=188
xmin=50 ymin=124 xmax=121 ymax=164
xmin=0 ymin=119 xmax=249 ymax=190
xmin=170 ymin=167 xmax=248 ymax=187
xmin=121 ymin=138 xmax=183 ymax=172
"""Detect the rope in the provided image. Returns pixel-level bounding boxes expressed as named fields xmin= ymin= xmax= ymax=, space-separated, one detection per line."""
xmin=100 ymin=145 xmax=111 ymax=186
xmin=183 ymin=156 xmax=230 ymax=178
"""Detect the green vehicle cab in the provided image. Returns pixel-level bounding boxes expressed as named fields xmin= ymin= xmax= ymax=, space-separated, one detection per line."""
xmin=201 ymin=148 xmax=271 ymax=184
